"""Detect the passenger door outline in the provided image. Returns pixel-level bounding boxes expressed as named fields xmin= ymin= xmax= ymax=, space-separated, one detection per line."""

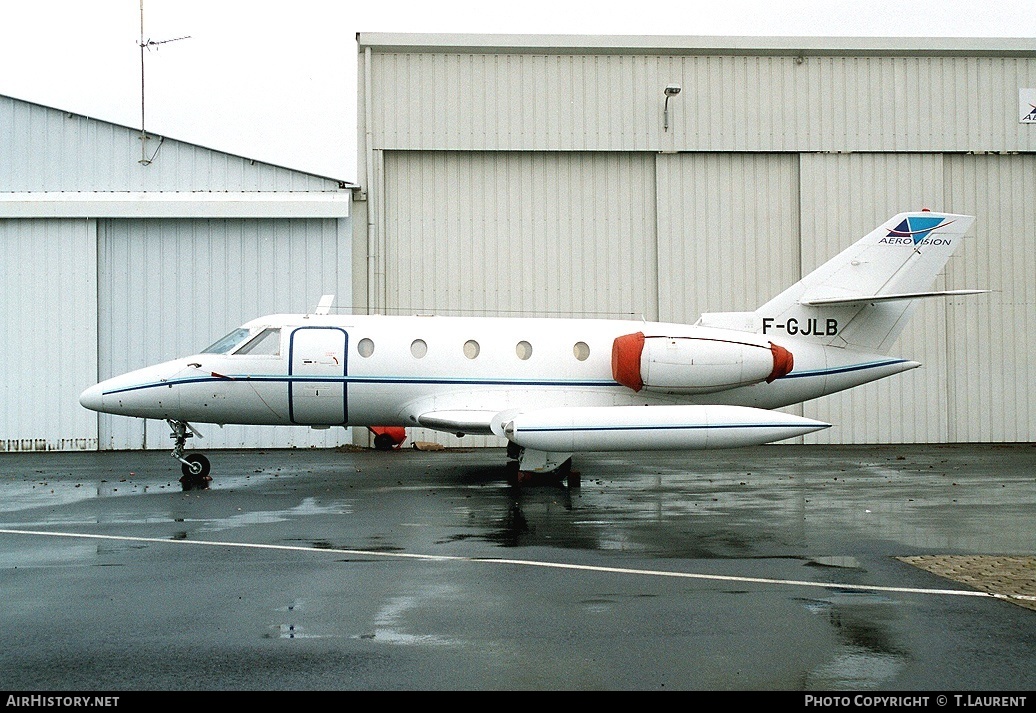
xmin=288 ymin=326 xmax=348 ymax=425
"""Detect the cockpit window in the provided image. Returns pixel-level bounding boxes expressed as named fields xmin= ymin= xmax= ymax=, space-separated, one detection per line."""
xmin=234 ymin=328 xmax=281 ymax=356
xmin=201 ymin=328 xmax=252 ymax=354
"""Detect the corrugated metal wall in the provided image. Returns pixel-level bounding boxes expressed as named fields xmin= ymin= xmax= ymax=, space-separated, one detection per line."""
xmin=800 ymin=153 xmax=950 ymax=443
xmin=1 ymin=94 xmax=354 ymax=452
xmin=367 ymin=52 xmax=1036 ymax=153
xmin=945 ymin=154 xmax=1036 ymax=442
xmin=358 ymin=36 xmax=1036 ymax=447
xmin=380 ymin=150 xmax=658 ymax=446
xmin=655 ymin=153 xmax=800 ymax=324
xmin=382 ymin=151 xmax=657 ymax=318
xmin=98 ymin=218 xmax=352 ymax=450
xmin=0 ymin=219 xmax=98 ymax=451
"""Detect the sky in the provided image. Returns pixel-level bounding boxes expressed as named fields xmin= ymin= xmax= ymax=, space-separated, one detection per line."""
xmin=1 ymin=0 xmax=1034 ymax=181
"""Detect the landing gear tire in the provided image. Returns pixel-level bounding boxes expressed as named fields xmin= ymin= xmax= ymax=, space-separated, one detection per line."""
xmin=557 ymin=457 xmax=580 ymax=488
xmin=511 ymin=457 xmax=580 ymax=488
xmin=506 ymin=441 xmax=522 ymax=460
xmin=373 ymin=433 xmax=395 ymax=451
xmin=179 ymin=454 xmax=211 ymax=491
xmin=168 ymin=420 xmax=211 ymax=490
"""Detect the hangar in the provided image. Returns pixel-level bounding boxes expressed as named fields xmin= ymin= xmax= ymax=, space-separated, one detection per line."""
xmin=0 ymin=95 xmax=355 ymax=452
xmin=4 ymin=33 xmax=1035 ymax=454
xmin=353 ymin=33 xmax=1036 ymax=448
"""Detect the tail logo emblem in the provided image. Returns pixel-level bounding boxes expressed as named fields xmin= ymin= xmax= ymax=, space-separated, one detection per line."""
xmin=886 ymin=216 xmax=951 ymax=245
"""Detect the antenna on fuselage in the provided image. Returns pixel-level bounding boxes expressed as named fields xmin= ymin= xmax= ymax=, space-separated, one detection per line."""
xmin=314 ymin=295 xmax=335 ymax=315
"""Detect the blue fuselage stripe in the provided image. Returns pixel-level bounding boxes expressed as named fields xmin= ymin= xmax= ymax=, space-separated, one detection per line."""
xmin=100 ymin=359 xmax=910 ymax=396
xmin=521 ymin=423 xmax=801 ymax=433
xmin=102 ymin=376 xmax=616 ymax=395
xmin=781 ymin=359 xmax=908 ymax=379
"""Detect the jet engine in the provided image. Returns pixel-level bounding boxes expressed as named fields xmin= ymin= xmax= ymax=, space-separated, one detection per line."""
xmin=611 ymin=332 xmax=793 ymax=394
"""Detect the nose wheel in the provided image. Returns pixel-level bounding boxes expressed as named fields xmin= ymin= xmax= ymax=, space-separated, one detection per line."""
xmin=181 ymin=452 xmax=211 ymax=480
xmin=167 ymin=419 xmax=211 ymax=491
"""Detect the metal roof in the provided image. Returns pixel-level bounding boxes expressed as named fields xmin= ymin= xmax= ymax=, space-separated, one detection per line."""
xmin=357 ymin=32 xmax=1036 ymax=58
xmin=1 ymin=93 xmax=357 ymax=189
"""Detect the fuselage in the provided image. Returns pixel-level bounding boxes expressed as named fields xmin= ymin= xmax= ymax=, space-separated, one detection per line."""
xmin=79 ymin=313 xmax=919 ymax=429
xmin=77 ymin=211 xmax=975 ymax=479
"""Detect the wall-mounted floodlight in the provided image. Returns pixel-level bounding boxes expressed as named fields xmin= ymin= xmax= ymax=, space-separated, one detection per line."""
xmin=663 ymin=84 xmax=682 ymax=132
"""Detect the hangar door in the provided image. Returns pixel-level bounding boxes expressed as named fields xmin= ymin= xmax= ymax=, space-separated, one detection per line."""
xmin=381 ymin=151 xmax=660 ymax=319
xmin=378 ymin=150 xmax=658 ymax=445
xmin=0 ymin=218 xmax=98 ymax=451
xmin=944 ymin=153 xmax=1036 ymax=443
xmin=654 ymin=153 xmax=801 ymax=325
xmin=799 ymin=153 xmax=948 ymax=444
xmin=97 ymin=217 xmax=352 ymax=451
xmin=381 ymin=151 xmax=801 ymax=324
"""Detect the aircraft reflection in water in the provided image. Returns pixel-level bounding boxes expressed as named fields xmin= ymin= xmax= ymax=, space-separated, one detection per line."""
xmin=80 ymin=212 xmax=983 ymax=489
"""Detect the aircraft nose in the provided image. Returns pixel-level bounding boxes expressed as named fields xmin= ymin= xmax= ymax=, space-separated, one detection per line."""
xmin=79 ymin=383 xmax=104 ymax=412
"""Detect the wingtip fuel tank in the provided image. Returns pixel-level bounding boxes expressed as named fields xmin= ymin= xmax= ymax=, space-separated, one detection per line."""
xmin=502 ymin=404 xmax=830 ymax=453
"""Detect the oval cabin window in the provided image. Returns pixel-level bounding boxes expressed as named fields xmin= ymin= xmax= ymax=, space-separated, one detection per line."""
xmin=573 ymin=341 xmax=590 ymax=361
xmin=516 ymin=341 xmax=533 ymax=360
xmin=357 ymin=338 xmax=375 ymax=358
xmin=463 ymin=340 xmax=480 ymax=359
xmin=411 ymin=339 xmax=428 ymax=358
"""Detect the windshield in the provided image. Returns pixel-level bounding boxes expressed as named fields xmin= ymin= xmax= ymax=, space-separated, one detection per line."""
xmin=234 ymin=328 xmax=281 ymax=356
xmin=201 ymin=328 xmax=252 ymax=354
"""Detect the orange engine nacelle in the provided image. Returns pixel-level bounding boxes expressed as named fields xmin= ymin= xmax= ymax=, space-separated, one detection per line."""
xmin=611 ymin=332 xmax=793 ymax=394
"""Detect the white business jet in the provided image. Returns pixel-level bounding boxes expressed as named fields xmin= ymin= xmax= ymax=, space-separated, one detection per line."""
xmin=80 ymin=211 xmax=982 ymax=489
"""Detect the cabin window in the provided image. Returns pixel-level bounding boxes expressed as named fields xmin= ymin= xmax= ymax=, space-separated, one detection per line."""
xmin=573 ymin=341 xmax=590 ymax=361
xmin=411 ymin=339 xmax=428 ymax=358
xmin=357 ymin=338 xmax=375 ymax=358
xmin=516 ymin=341 xmax=533 ymax=360
xmin=201 ymin=328 xmax=252 ymax=354
xmin=463 ymin=340 xmax=480 ymax=359
xmin=234 ymin=328 xmax=281 ymax=356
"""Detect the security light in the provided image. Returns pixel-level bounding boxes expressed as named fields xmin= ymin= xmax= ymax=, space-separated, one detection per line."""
xmin=663 ymin=84 xmax=682 ymax=131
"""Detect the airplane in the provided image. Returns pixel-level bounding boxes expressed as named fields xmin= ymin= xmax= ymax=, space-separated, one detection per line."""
xmin=79 ymin=211 xmax=984 ymax=490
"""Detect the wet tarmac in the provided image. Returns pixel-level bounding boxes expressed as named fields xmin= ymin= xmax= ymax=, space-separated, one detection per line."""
xmin=1 ymin=443 xmax=1035 ymax=692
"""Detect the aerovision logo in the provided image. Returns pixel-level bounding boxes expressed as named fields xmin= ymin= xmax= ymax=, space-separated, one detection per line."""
xmin=1021 ymin=88 xmax=1036 ymax=123
xmin=879 ymin=216 xmax=954 ymax=246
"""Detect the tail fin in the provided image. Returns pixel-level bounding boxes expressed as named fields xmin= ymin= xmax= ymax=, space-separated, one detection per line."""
xmin=753 ymin=211 xmax=977 ymax=353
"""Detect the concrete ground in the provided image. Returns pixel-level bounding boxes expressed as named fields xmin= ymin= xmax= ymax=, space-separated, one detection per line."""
xmin=1 ymin=442 xmax=1034 ymax=691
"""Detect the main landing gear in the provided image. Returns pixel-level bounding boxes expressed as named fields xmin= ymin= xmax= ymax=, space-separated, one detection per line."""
xmin=168 ymin=419 xmax=211 ymax=491
xmin=369 ymin=426 xmax=407 ymax=451
xmin=506 ymin=442 xmax=581 ymax=488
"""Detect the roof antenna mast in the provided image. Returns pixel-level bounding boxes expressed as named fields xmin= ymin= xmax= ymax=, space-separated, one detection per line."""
xmin=138 ymin=0 xmax=190 ymax=165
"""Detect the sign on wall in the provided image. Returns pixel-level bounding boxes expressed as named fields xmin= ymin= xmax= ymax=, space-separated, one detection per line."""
xmin=1021 ymin=88 xmax=1036 ymax=123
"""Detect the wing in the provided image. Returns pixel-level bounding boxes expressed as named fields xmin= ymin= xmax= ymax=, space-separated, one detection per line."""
xmin=411 ymin=404 xmax=829 ymax=451
xmin=416 ymin=410 xmax=501 ymax=437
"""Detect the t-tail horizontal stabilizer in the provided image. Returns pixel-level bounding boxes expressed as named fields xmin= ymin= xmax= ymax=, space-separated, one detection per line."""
xmin=755 ymin=212 xmax=979 ymax=353
xmin=800 ymin=289 xmax=989 ymax=307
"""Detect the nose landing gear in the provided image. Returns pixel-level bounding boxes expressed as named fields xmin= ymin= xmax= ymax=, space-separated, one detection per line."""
xmin=167 ymin=419 xmax=211 ymax=491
